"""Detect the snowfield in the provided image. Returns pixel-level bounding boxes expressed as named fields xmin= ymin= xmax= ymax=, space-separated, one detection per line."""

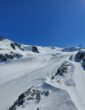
xmin=0 ymin=37 xmax=85 ymax=110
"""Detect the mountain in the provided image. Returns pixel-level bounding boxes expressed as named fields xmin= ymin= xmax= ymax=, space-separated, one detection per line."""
xmin=62 ymin=47 xmax=80 ymax=52
xmin=0 ymin=37 xmax=40 ymax=62
xmin=0 ymin=37 xmax=85 ymax=110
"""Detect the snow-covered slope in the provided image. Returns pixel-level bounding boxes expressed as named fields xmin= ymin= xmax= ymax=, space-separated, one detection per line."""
xmin=0 ymin=37 xmax=40 ymax=61
xmin=0 ymin=37 xmax=85 ymax=110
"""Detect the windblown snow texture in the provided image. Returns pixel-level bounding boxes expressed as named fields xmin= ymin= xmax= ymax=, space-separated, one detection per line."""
xmin=0 ymin=37 xmax=85 ymax=110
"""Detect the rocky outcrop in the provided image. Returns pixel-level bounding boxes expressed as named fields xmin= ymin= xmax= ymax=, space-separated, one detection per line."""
xmin=10 ymin=43 xmax=16 ymax=50
xmin=32 ymin=46 xmax=39 ymax=53
xmin=9 ymin=86 xmax=49 ymax=110
xmin=10 ymin=42 xmax=24 ymax=51
xmin=75 ymin=51 xmax=85 ymax=62
xmin=75 ymin=51 xmax=85 ymax=70
xmin=0 ymin=54 xmax=7 ymax=62
xmin=51 ymin=61 xmax=75 ymax=86
xmin=0 ymin=53 xmax=22 ymax=62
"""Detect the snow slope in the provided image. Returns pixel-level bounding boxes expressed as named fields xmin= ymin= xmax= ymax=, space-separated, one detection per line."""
xmin=0 ymin=38 xmax=85 ymax=110
xmin=46 ymin=57 xmax=85 ymax=110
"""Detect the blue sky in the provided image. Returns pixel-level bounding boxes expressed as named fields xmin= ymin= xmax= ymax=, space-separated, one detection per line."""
xmin=0 ymin=0 xmax=85 ymax=47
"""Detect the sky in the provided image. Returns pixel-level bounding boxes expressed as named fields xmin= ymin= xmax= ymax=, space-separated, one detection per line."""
xmin=0 ymin=0 xmax=85 ymax=47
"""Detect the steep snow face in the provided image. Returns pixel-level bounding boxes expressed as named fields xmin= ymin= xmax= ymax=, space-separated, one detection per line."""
xmin=0 ymin=38 xmax=85 ymax=110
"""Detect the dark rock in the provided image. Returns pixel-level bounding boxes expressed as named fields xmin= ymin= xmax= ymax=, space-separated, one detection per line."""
xmin=10 ymin=42 xmax=24 ymax=51
xmin=82 ymin=58 xmax=85 ymax=70
xmin=75 ymin=51 xmax=85 ymax=62
xmin=69 ymin=55 xmax=73 ymax=61
xmin=13 ymin=93 xmax=25 ymax=107
xmin=18 ymin=93 xmax=25 ymax=100
xmin=56 ymin=64 xmax=68 ymax=76
xmin=16 ymin=99 xmax=24 ymax=106
xmin=14 ymin=43 xmax=24 ymax=51
xmin=37 ymin=108 xmax=39 ymax=110
xmin=51 ymin=76 xmax=55 ymax=80
xmin=0 ymin=52 xmax=22 ymax=63
xmin=8 ymin=86 xmax=49 ymax=110
xmin=5 ymin=54 xmax=14 ymax=59
xmin=9 ymin=105 xmax=16 ymax=110
xmin=51 ymin=61 xmax=73 ymax=80
xmin=0 ymin=54 xmax=7 ymax=62
xmin=14 ymin=53 xmax=22 ymax=58
xmin=32 ymin=46 xmax=39 ymax=53
xmin=10 ymin=43 xmax=15 ymax=50
xmin=44 ymin=91 xmax=49 ymax=96
xmin=36 ymin=93 xmax=41 ymax=103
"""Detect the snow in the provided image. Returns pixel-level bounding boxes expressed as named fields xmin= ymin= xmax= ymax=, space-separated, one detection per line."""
xmin=0 ymin=38 xmax=85 ymax=110
xmin=46 ymin=59 xmax=85 ymax=110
